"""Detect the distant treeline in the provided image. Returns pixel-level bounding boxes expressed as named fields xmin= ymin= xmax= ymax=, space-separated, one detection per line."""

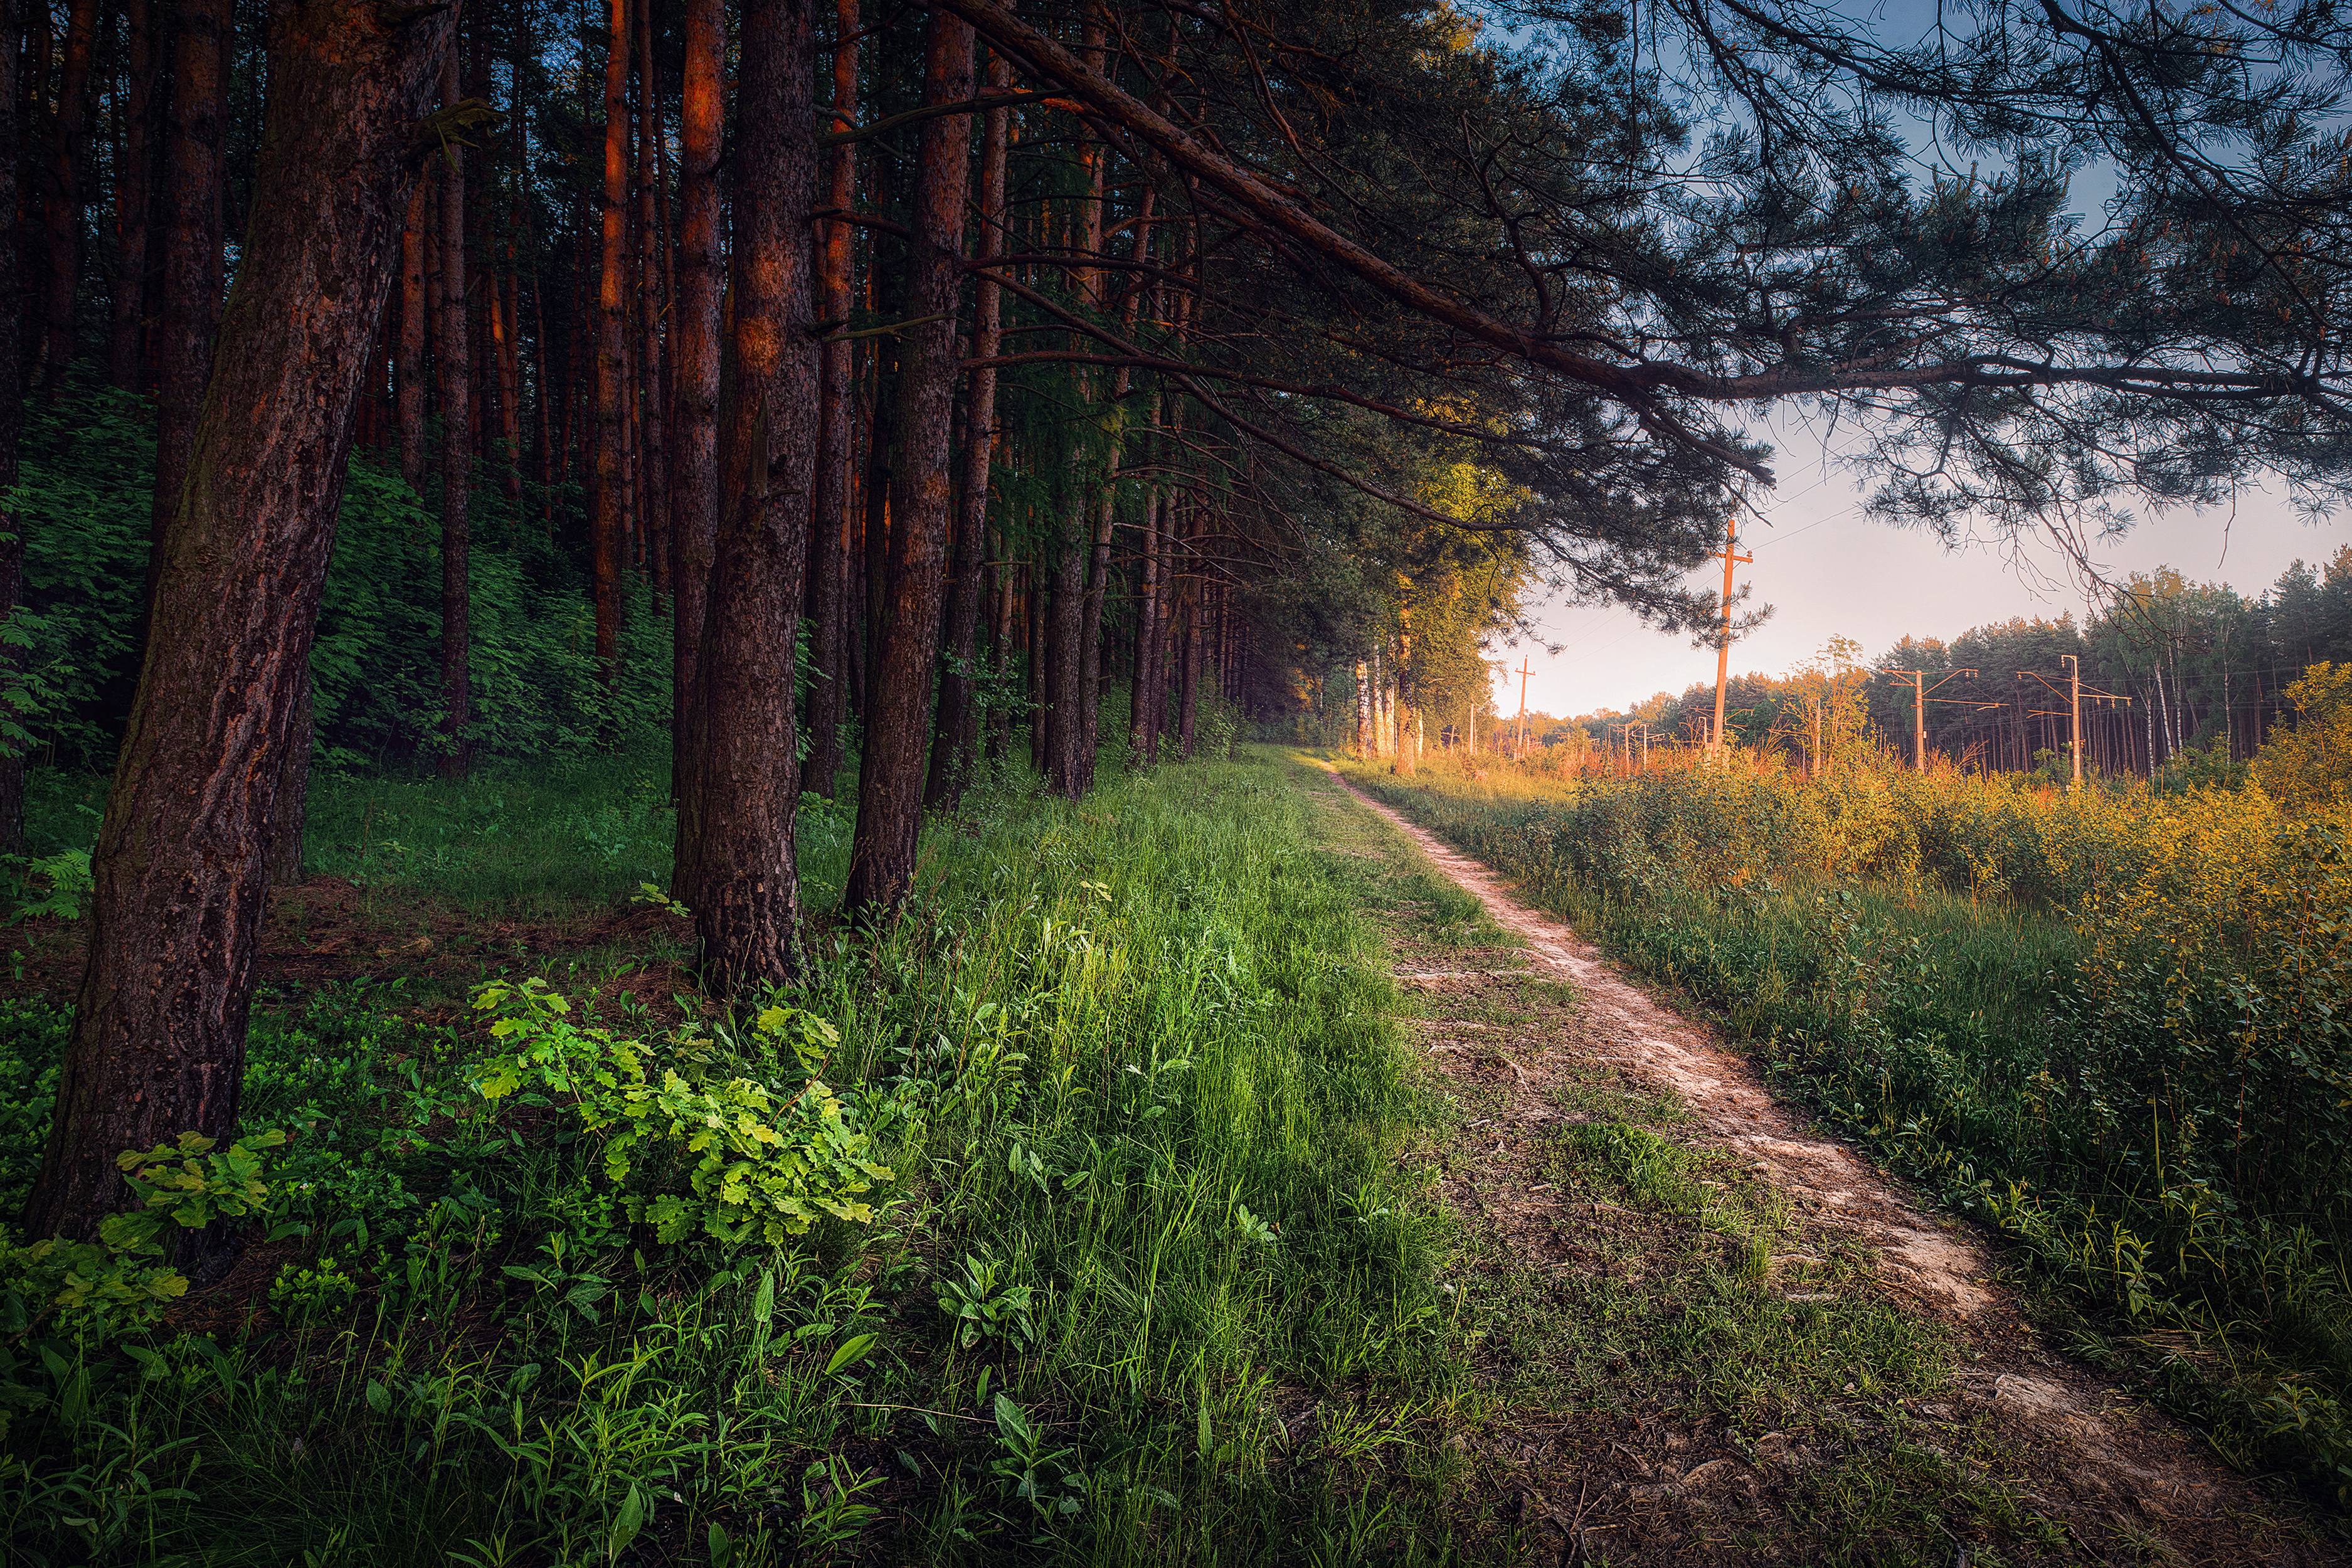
xmin=1539 ymin=554 xmax=2352 ymax=778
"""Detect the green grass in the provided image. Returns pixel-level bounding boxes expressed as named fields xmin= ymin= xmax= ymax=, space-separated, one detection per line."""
xmin=1 ymin=748 xmax=1502 ymax=1565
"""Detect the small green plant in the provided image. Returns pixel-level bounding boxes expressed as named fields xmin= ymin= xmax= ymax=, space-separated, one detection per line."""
xmin=989 ymin=1393 xmax=1085 ymax=1522
xmin=268 ymin=1256 xmax=358 ymax=1322
xmin=935 ymin=1253 xmax=1036 ymax=1351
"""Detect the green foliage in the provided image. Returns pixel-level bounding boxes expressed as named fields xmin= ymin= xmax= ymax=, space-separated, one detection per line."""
xmin=7 ymin=848 xmax=92 ymax=921
xmin=107 ymin=1130 xmax=289 ymax=1256
xmin=8 ymin=386 xmax=668 ymax=775
xmin=470 ymin=979 xmax=901 ymax=1246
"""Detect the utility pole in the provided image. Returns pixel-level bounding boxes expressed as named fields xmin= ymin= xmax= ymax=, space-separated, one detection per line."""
xmin=2015 ymin=657 xmax=2129 ymax=788
xmin=1710 ymin=509 xmax=1751 ymax=759
xmin=2065 ymin=654 xmax=2080 ymax=788
xmin=1882 ymin=668 xmax=1985 ymax=772
xmin=1515 ymin=657 xmax=1532 ymax=756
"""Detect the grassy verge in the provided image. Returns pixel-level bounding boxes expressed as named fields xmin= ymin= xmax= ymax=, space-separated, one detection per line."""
xmin=2 ymin=751 xmax=1483 ymax=1565
xmin=1330 ymin=752 xmax=2352 ymax=1512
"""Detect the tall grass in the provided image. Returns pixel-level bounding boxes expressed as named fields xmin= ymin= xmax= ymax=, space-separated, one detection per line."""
xmin=3 ymin=752 xmax=1482 ymax=1564
xmin=1337 ymin=748 xmax=2352 ymax=1506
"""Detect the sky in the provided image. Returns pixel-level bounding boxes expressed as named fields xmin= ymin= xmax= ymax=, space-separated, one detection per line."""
xmin=1475 ymin=0 xmax=2347 ymax=720
xmin=1486 ymin=422 xmax=2350 ymax=719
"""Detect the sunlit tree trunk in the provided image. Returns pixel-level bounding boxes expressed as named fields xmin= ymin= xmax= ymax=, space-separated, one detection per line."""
xmin=678 ymin=0 xmax=818 ymax=997
xmin=846 ymin=7 xmax=972 ymax=913
xmin=669 ymin=0 xmax=722 ymax=838
xmin=591 ymin=0 xmax=630 ymax=700
xmin=632 ymin=0 xmax=668 ymax=591
xmin=24 ymin=0 xmax=454 ymax=1244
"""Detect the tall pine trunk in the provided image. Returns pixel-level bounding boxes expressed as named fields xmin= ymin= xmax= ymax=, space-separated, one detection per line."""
xmin=677 ymin=0 xmax=818 ymax=998
xmin=396 ymin=178 xmax=428 ymax=492
xmin=150 ymin=0 xmax=230 ymax=573
xmin=590 ymin=0 xmax=630 ymax=702
xmin=24 ymin=0 xmax=454 ymax=1243
xmin=669 ymin=0 xmax=722 ymax=835
xmin=435 ymin=50 xmax=471 ymax=779
xmin=924 ymin=44 xmax=1008 ymax=811
xmin=107 ymin=0 xmax=157 ymax=391
xmin=845 ymin=9 xmax=972 ymax=913
xmin=802 ymin=0 xmax=857 ymax=802
xmin=40 ymin=0 xmax=100 ymax=388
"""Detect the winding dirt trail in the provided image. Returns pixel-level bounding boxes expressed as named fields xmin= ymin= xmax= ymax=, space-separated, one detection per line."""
xmin=1315 ymin=761 xmax=2343 ymax=1564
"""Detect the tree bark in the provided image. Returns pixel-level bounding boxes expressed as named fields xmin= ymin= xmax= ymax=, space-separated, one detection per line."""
xmin=801 ymin=0 xmax=858 ymax=803
xmin=149 ymin=0 xmax=229 ymax=584
xmin=669 ymin=0 xmax=722 ymax=835
xmin=591 ymin=0 xmax=630 ymax=700
xmin=845 ymin=8 xmax=972 ymax=914
xmin=435 ymin=51 xmax=471 ymax=780
xmin=395 ymin=176 xmax=428 ymax=492
xmin=40 ymin=0 xmax=100 ymax=388
xmin=267 ymin=661 xmax=312 ymax=887
xmin=1178 ymin=575 xmax=1200 ymax=757
xmin=23 ymin=0 xmax=453 ymax=1243
xmin=1128 ymin=488 xmax=1160 ymax=765
xmin=632 ymin=0 xmax=667 ymax=585
xmin=677 ymin=0 xmax=817 ymax=999
xmin=107 ymin=0 xmax=157 ymax=391
xmin=924 ymin=43 xmax=1008 ymax=812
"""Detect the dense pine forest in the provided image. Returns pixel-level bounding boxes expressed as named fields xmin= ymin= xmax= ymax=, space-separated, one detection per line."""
xmin=5 ymin=0 xmax=2352 ymax=1560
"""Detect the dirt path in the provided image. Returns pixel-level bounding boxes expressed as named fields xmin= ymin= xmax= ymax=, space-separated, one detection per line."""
xmin=1310 ymin=761 xmax=2341 ymax=1565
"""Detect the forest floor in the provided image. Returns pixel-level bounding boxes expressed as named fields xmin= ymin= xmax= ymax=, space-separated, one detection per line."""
xmin=1295 ymin=755 xmax=2343 ymax=1565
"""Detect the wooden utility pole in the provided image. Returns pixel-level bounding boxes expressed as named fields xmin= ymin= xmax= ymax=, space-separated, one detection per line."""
xmin=2015 ymin=659 xmax=2128 ymax=789
xmin=1882 ymin=668 xmax=1984 ymax=772
xmin=1710 ymin=509 xmax=1751 ymax=758
xmin=1515 ymin=657 xmax=1532 ymax=755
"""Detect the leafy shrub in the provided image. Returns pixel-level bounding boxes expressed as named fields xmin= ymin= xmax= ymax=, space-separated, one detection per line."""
xmin=470 ymin=978 xmax=906 ymax=1245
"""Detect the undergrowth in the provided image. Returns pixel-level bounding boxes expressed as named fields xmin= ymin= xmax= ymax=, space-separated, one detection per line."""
xmin=0 ymin=754 xmax=1478 ymax=1565
xmin=1335 ymin=748 xmax=2352 ymax=1510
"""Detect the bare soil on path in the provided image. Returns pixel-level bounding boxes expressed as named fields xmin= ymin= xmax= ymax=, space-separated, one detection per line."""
xmin=1306 ymin=761 xmax=2341 ymax=1566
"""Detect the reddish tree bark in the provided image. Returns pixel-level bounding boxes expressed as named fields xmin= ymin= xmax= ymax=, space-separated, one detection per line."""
xmin=39 ymin=0 xmax=99 ymax=387
xmin=24 ymin=0 xmax=455 ymax=1242
xmin=591 ymin=0 xmax=630 ymax=696
xmin=435 ymin=50 xmax=472 ymax=780
xmin=677 ymin=0 xmax=818 ymax=997
xmin=668 ymin=0 xmax=721 ymax=832
xmin=493 ymin=266 xmax=522 ymax=501
xmin=150 ymin=0 xmax=229 ymax=561
xmin=800 ymin=0 xmax=857 ymax=801
xmin=107 ymin=0 xmax=157 ymax=391
xmin=844 ymin=8 xmax=972 ymax=913
xmin=632 ymin=0 xmax=667 ymax=584
xmin=924 ymin=43 xmax=1010 ymax=812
